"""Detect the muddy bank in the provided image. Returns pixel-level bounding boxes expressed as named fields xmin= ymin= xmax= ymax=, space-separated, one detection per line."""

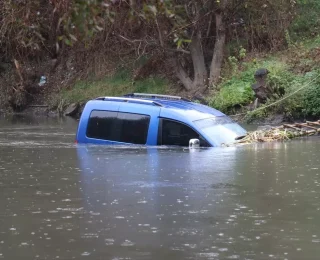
xmin=0 ymin=105 xmax=58 ymax=118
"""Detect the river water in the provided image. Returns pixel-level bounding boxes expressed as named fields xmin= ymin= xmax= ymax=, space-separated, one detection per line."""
xmin=0 ymin=115 xmax=320 ymax=260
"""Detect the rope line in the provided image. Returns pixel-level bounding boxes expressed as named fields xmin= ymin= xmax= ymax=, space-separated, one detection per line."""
xmin=229 ymin=74 xmax=320 ymax=117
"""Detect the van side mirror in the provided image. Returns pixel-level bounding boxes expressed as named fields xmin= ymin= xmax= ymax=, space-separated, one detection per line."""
xmin=189 ymin=138 xmax=200 ymax=148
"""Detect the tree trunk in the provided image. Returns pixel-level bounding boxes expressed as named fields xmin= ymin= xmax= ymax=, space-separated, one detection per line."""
xmin=209 ymin=0 xmax=228 ymax=87
xmin=190 ymin=31 xmax=208 ymax=89
xmin=174 ymin=58 xmax=193 ymax=91
xmin=173 ymin=31 xmax=208 ymax=92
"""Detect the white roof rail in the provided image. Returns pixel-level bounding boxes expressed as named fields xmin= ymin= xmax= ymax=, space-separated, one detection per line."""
xmin=95 ymin=96 xmax=163 ymax=107
xmin=124 ymin=93 xmax=191 ymax=101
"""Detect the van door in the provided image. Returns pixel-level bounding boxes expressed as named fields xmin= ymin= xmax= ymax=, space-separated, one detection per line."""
xmin=118 ymin=103 xmax=161 ymax=145
xmin=157 ymin=118 xmax=211 ymax=147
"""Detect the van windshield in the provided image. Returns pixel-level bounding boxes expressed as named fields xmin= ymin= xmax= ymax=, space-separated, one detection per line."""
xmin=193 ymin=116 xmax=247 ymax=146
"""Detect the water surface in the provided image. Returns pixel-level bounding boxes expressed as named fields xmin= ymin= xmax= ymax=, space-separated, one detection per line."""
xmin=0 ymin=115 xmax=320 ymax=260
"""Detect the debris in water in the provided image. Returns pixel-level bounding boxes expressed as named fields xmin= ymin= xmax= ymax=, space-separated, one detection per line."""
xmin=121 ymin=240 xmax=135 ymax=246
xmin=228 ymin=120 xmax=320 ymax=146
xmin=105 ymin=238 xmax=114 ymax=246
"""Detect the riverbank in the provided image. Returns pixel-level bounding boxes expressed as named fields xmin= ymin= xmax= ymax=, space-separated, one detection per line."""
xmin=1 ymin=38 xmax=320 ymax=125
xmin=43 ymin=37 xmax=320 ymax=124
xmin=1 ymin=0 xmax=319 ymax=125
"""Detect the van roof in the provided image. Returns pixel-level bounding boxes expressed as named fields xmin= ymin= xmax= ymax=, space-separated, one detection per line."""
xmin=148 ymin=99 xmax=224 ymax=116
xmin=95 ymin=93 xmax=225 ymax=118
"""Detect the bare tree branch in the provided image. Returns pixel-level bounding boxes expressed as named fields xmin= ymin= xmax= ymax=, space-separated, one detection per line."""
xmin=118 ymin=34 xmax=190 ymax=54
xmin=155 ymin=16 xmax=164 ymax=47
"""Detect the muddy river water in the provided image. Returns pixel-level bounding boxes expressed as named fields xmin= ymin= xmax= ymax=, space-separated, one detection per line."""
xmin=0 ymin=115 xmax=320 ymax=260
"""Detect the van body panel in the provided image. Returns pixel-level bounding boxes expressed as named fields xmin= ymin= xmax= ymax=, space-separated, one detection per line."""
xmin=75 ymin=95 xmax=247 ymax=147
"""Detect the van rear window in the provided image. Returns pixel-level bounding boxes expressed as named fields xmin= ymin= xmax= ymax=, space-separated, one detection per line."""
xmin=86 ymin=110 xmax=150 ymax=144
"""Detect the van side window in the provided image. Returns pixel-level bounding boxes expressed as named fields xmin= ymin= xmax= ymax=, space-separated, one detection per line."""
xmin=117 ymin=113 xmax=150 ymax=144
xmin=86 ymin=110 xmax=150 ymax=144
xmin=159 ymin=119 xmax=210 ymax=147
xmin=87 ymin=110 xmax=118 ymax=141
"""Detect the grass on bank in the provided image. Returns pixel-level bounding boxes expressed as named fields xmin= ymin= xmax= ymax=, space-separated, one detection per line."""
xmin=52 ymin=69 xmax=170 ymax=110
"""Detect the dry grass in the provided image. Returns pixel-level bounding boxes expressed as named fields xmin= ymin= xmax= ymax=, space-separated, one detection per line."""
xmin=235 ymin=129 xmax=295 ymax=145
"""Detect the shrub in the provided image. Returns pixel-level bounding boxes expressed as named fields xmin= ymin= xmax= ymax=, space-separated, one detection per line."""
xmin=302 ymin=70 xmax=320 ymax=117
xmin=289 ymin=0 xmax=320 ymax=40
xmin=211 ymin=57 xmax=320 ymax=122
xmin=209 ymin=68 xmax=255 ymax=113
xmin=244 ymin=69 xmax=320 ymax=122
xmin=210 ymin=60 xmax=292 ymax=114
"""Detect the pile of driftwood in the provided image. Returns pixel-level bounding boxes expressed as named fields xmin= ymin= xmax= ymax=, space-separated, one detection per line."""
xmin=233 ymin=120 xmax=320 ymax=145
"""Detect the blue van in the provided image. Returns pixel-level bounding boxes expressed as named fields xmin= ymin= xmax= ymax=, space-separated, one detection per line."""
xmin=76 ymin=93 xmax=247 ymax=147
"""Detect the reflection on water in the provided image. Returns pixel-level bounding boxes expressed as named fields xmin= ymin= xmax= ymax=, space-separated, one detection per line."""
xmin=0 ymin=116 xmax=320 ymax=260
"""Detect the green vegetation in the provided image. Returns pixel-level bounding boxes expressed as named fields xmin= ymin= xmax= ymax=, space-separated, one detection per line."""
xmin=205 ymin=0 xmax=320 ymax=123
xmin=51 ymin=70 xmax=169 ymax=110
xmin=289 ymin=0 xmax=320 ymax=41
xmin=243 ymin=73 xmax=317 ymax=123
xmin=0 ymin=0 xmax=297 ymax=104
xmin=303 ymin=72 xmax=320 ymax=117
xmin=47 ymin=34 xmax=320 ymax=122
xmin=208 ymin=71 xmax=255 ymax=114
xmin=0 ymin=0 xmax=320 ymax=124
xmin=209 ymin=37 xmax=320 ymax=122
xmin=210 ymin=60 xmax=292 ymax=113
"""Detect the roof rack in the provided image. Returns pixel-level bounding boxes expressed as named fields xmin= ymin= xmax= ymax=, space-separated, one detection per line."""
xmin=95 ymin=96 xmax=163 ymax=107
xmin=123 ymin=93 xmax=191 ymax=102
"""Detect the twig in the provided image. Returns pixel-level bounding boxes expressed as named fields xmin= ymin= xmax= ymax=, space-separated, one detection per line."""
xmin=13 ymin=59 xmax=23 ymax=84
xmin=206 ymin=13 xmax=213 ymax=38
xmin=155 ymin=16 xmax=164 ymax=47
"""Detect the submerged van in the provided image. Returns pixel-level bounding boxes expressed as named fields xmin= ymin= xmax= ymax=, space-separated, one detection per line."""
xmin=76 ymin=93 xmax=247 ymax=147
